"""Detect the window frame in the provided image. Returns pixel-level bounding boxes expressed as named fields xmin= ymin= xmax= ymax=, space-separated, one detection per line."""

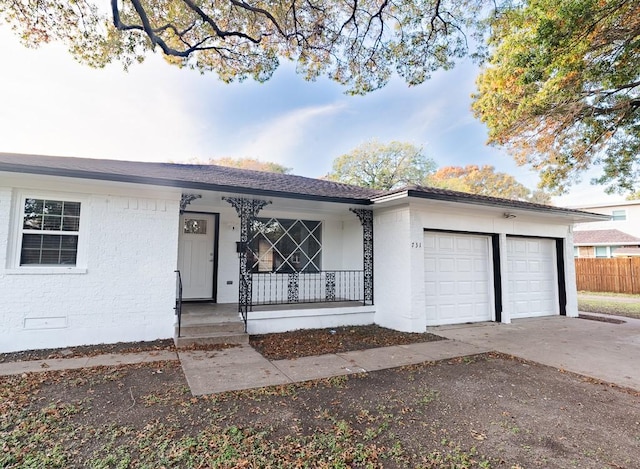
xmin=248 ymin=217 xmax=322 ymax=273
xmin=594 ymin=246 xmax=609 ymax=258
xmin=611 ymin=210 xmax=626 ymax=221
xmin=7 ymin=191 xmax=89 ymax=273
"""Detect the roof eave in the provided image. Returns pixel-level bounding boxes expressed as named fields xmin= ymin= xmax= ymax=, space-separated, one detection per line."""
xmin=0 ymin=163 xmax=372 ymax=206
xmin=370 ymin=188 xmax=610 ymax=221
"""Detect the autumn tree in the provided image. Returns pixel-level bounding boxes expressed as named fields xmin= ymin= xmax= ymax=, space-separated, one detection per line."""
xmin=210 ymin=157 xmax=291 ymax=174
xmin=326 ymin=141 xmax=436 ymax=190
xmin=0 ymin=0 xmax=486 ymax=94
xmin=472 ymin=0 xmax=640 ymax=195
xmin=427 ymin=165 xmax=552 ymax=204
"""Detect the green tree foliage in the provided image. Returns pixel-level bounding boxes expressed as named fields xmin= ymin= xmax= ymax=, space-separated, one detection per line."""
xmin=0 ymin=0 xmax=485 ymax=95
xmin=427 ymin=165 xmax=552 ymax=204
xmin=472 ymin=0 xmax=640 ymax=195
xmin=326 ymin=141 xmax=436 ymax=190
xmin=210 ymin=157 xmax=291 ymax=173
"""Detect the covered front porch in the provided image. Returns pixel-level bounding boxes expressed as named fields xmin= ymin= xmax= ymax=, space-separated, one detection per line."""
xmin=174 ymin=300 xmax=376 ymax=346
xmin=174 ymin=191 xmax=375 ymax=345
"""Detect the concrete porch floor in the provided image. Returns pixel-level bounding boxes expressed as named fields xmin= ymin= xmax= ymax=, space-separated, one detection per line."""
xmin=179 ymin=301 xmax=367 ymax=325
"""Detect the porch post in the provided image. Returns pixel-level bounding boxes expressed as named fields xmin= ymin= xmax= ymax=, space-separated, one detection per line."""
xmin=350 ymin=208 xmax=374 ymax=305
xmin=223 ymin=197 xmax=271 ymax=329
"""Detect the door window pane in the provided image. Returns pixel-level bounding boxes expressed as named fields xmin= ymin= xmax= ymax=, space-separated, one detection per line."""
xmin=184 ymin=219 xmax=207 ymax=234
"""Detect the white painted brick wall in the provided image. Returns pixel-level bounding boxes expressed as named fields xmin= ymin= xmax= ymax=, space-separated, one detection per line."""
xmin=1 ymin=184 xmax=180 ymax=353
xmin=373 ymin=206 xmax=417 ymax=332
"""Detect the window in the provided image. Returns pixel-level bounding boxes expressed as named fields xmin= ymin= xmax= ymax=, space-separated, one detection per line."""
xmin=611 ymin=210 xmax=626 ymax=221
xmin=183 ymin=218 xmax=207 ymax=234
xmin=248 ymin=218 xmax=321 ymax=273
xmin=19 ymin=198 xmax=81 ymax=266
xmin=595 ymin=246 xmax=608 ymax=258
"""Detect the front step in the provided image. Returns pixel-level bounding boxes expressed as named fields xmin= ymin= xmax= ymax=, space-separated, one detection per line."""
xmin=174 ymin=331 xmax=249 ymax=348
xmin=174 ymin=313 xmax=249 ymax=348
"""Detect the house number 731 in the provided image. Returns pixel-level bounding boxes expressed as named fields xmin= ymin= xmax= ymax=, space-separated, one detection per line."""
xmin=411 ymin=242 xmax=422 ymax=248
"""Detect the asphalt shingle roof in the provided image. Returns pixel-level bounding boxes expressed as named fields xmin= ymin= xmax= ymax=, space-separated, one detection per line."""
xmin=373 ymin=184 xmax=604 ymax=218
xmin=0 ymin=152 xmax=609 ymax=220
xmin=573 ymin=229 xmax=640 ymax=244
xmin=0 ymin=153 xmax=381 ymax=203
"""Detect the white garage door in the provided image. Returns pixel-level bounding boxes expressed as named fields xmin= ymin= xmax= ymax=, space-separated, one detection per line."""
xmin=424 ymin=232 xmax=494 ymax=326
xmin=507 ymin=237 xmax=558 ymax=319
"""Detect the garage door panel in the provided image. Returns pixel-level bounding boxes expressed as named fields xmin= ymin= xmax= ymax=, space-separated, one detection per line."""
xmin=425 ymin=281 xmax=436 ymax=295
xmin=424 ymin=232 xmax=493 ymax=326
xmin=439 ymin=237 xmax=455 ymax=250
xmin=439 ymin=258 xmax=455 ymax=272
xmin=474 ymin=280 xmax=489 ymax=293
xmin=424 ymin=258 xmax=436 ymax=273
xmin=456 ymin=237 xmax=472 ymax=250
xmin=440 ymin=281 xmax=455 ymax=295
xmin=456 ymin=258 xmax=473 ymax=272
xmin=507 ymin=237 xmax=558 ymax=319
xmin=454 ymin=281 xmax=471 ymax=295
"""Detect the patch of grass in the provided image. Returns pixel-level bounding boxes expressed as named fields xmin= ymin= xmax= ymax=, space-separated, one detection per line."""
xmin=578 ymin=291 xmax=640 ymax=299
xmin=578 ymin=298 xmax=640 ymax=319
xmin=4 ymin=357 xmax=637 ymax=468
xmin=419 ymin=441 xmax=491 ymax=468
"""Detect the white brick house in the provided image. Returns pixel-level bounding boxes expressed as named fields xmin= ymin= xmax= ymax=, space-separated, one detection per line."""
xmin=0 ymin=153 xmax=605 ymax=353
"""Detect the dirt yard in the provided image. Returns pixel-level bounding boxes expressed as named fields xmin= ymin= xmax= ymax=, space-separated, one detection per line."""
xmin=2 ymin=352 xmax=639 ymax=468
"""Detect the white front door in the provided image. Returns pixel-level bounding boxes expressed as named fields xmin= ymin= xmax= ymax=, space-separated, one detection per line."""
xmin=507 ymin=237 xmax=558 ymax=318
xmin=178 ymin=214 xmax=216 ymax=300
xmin=424 ymin=232 xmax=494 ymax=326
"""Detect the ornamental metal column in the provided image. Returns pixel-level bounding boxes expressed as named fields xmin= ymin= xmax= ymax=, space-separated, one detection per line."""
xmin=223 ymin=197 xmax=271 ymax=330
xmin=350 ymin=208 xmax=374 ymax=305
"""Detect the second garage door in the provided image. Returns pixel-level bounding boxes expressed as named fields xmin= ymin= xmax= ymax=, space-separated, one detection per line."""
xmin=424 ymin=232 xmax=494 ymax=326
xmin=506 ymin=237 xmax=558 ymax=319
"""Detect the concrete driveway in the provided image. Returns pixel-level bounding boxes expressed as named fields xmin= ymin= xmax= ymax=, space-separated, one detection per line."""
xmin=433 ymin=314 xmax=640 ymax=391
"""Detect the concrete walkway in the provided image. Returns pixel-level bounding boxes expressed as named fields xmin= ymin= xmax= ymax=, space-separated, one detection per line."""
xmin=0 ymin=350 xmax=178 ymax=376
xmin=2 ymin=314 xmax=638 ymax=395
xmin=433 ymin=314 xmax=640 ymax=391
xmin=178 ymin=340 xmax=489 ymax=395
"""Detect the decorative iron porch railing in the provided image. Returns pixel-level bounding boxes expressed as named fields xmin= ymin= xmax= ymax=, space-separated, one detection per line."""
xmin=174 ymin=270 xmax=183 ymax=337
xmin=250 ymin=270 xmax=368 ymax=306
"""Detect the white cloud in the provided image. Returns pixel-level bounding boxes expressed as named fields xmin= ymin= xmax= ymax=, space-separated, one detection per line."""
xmin=228 ymin=103 xmax=347 ymax=167
xmin=0 ymin=29 xmax=204 ymax=163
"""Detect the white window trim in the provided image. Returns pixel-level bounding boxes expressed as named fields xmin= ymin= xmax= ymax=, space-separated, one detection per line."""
xmin=611 ymin=210 xmax=627 ymax=221
xmin=6 ymin=191 xmax=90 ymax=274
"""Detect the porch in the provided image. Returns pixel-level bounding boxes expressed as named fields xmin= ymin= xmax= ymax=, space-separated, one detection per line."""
xmin=174 ymin=300 xmax=376 ymax=347
xmin=175 ymin=194 xmax=375 ymax=346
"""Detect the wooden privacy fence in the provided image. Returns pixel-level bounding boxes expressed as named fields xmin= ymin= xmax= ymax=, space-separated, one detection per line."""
xmin=575 ymin=258 xmax=640 ymax=294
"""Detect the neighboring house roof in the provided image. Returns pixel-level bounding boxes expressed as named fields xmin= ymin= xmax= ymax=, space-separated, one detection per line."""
xmin=612 ymin=247 xmax=640 ymax=257
xmin=0 ymin=152 xmax=608 ymax=221
xmin=573 ymin=229 xmax=640 ymax=245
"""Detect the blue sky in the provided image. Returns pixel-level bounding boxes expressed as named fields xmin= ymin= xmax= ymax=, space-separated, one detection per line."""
xmin=0 ymin=28 xmax=622 ymax=206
